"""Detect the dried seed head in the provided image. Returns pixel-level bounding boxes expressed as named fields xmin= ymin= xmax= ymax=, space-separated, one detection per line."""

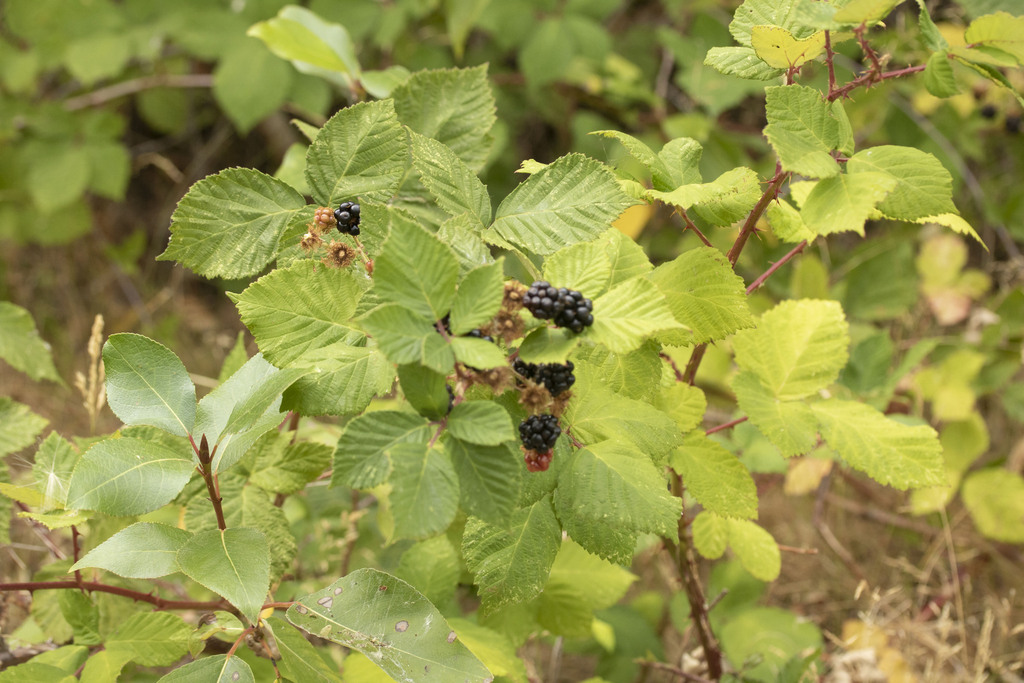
xmin=502 ymin=280 xmax=528 ymax=313
xmin=550 ymin=391 xmax=572 ymax=418
xmin=300 ymin=231 xmax=323 ymax=251
xmin=324 ymin=240 xmax=356 ymax=268
xmin=485 ymin=310 xmax=525 ymax=344
xmin=518 ymin=381 xmax=552 ymax=414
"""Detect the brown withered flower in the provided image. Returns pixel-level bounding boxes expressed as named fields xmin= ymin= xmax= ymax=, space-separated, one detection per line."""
xmin=518 ymin=381 xmax=552 ymax=414
xmin=323 ymin=240 xmax=356 ymax=268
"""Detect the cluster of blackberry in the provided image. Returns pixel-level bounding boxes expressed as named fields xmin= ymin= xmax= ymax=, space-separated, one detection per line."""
xmin=513 ymin=359 xmax=575 ymax=397
xmin=334 ymin=201 xmax=361 ymax=235
xmin=466 ymin=329 xmax=494 ymax=343
xmin=523 ymin=281 xmax=594 ymax=333
xmin=518 ymin=414 xmax=560 ymax=471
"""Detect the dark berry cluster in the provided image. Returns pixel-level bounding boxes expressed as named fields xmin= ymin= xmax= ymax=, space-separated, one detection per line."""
xmin=334 ymin=201 xmax=361 ymax=235
xmin=519 ymin=414 xmax=560 ymax=453
xmin=523 ymin=281 xmax=594 ymax=333
xmin=513 ymin=359 xmax=575 ymax=397
xmin=466 ymin=329 xmax=494 ymax=343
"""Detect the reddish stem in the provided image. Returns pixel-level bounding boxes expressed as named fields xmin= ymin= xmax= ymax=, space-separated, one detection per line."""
xmin=746 ymin=240 xmax=809 ymax=294
xmin=0 ymin=581 xmax=231 ymax=611
xmin=678 ymin=209 xmax=713 ymax=248
xmin=705 ymin=416 xmax=748 ymax=435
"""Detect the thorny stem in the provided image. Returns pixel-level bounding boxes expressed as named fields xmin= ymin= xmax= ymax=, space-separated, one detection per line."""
xmin=678 ymin=209 xmax=713 ymax=248
xmin=745 ymin=240 xmax=809 ymax=295
xmin=352 ymin=235 xmax=374 ymax=275
xmin=72 ymin=526 xmax=84 ymax=587
xmin=635 ymin=658 xmax=715 ymax=683
xmin=340 ymin=490 xmax=362 ymax=577
xmin=827 ymin=64 xmax=927 ymax=102
xmin=824 ymin=31 xmax=837 ymax=94
xmin=664 ymin=473 xmax=723 ymax=679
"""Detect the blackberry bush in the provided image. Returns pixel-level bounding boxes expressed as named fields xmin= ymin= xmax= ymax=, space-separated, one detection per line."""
xmin=518 ymin=414 xmax=561 ymax=453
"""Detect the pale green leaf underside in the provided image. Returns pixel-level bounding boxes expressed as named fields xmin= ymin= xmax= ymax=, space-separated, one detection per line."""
xmin=0 ymin=397 xmax=48 ymax=458
xmin=448 ymin=439 xmax=522 ymax=526
xmin=411 ymin=132 xmax=491 ymax=226
xmin=692 ymin=512 xmax=781 ymax=581
xmin=160 ymin=168 xmax=305 ymax=279
xmin=704 ymin=46 xmax=784 ymax=80
xmin=542 ymin=240 xmax=613 ymax=299
xmin=374 ymin=221 xmax=459 ymax=320
xmin=732 ymin=370 xmax=819 ymax=457
xmin=648 ymin=167 xmax=762 ymax=226
xmin=287 ymin=569 xmax=492 ymax=682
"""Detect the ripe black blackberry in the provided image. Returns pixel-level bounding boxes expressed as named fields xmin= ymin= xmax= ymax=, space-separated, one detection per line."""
xmin=334 ymin=201 xmax=361 ymax=235
xmin=513 ymin=359 xmax=575 ymax=397
xmin=519 ymin=414 xmax=560 ymax=452
xmin=523 ymin=281 xmax=593 ymax=334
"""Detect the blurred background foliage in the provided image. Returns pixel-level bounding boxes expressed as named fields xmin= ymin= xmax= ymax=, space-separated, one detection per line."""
xmin=3 ymin=0 xmax=1024 ymax=679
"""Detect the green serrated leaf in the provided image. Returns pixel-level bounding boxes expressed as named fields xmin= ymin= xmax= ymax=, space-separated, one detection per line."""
xmin=361 ymin=305 xmax=455 ymax=374
xmin=448 ymin=402 xmax=515 ymax=445
xmin=704 ymin=46 xmax=785 ymax=81
xmin=0 ymin=302 xmax=62 ymax=383
xmin=591 ymin=130 xmax=674 ymax=191
xmin=375 ymin=221 xmax=459 ymax=320
xmin=812 ymin=399 xmax=943 ymax=489
xmin=387 ymin=442 xmax=459 ymax=541
xmin=542 ymin=241 xmax=613 ymax=298
xmin=847 ymin=145 xmax=957 ymax=221
xmin=650 ymin=246 xmax=755 ymax=345
xmin=729 ymin=0 xmax=809 ymax=47
xmin=924 ymin=52 xmax=959 ymax=98
xmin=283 ymin=344 xmax=392 ymax=416
xmin=67 ymin=437 xmax=194 ymax=516
xmin=463 ymin=496 xmax=562 ymax=612
xmin=392 ymin=65 xmax=496 ymax=172
xmin=733 ymin=299 xmax=849 ymax=400
xmin=964 ymin=11 xmax=1024 ymax=65
xmin=649 ymin=167 xmax=762 ymax=226
xmin=305 ymin=99 xmax=408 ymax=205
xmin=411 ymin=132 xmax=491 ymax=226
xmin=764 ymin=85 xmax=843 ymax=178
xmin=574 ymin=342 xmax=664 ymax=401
xmin=692 ymin=511 xmax=729 ymax=559
xmin=491 ymin=154 xmax=634 ymax=256
xmin=176 ymin=528 xmax=270 ymax=624
xmin=331 ymin=411 xmax=431 ymax=489
xmin=517 ymin=327 xmax=580 ymax=364
xmin=287 ymin=569 xmax=491 ymax=682
xmin=438 ymin=214 xmax=496 ymax=277
xmin=726 ymin=518 xmax=781 ymax=581
xmin=32 ymin=430 xmax=78 ymax=511
xmin=671 ymin=433 xmax=758 ymax=519
xmin=399 ymin=364 xmax=452 ymax=421
xmin=448 ymin=439 xmax=522 ymax=526
xmin=733 ymin=372 xmax=819 ymax=458
xmin=233 ymin=257 xmax=364 ymax=366
xmin=0 ymin=397 xmax=48 ymax=458
xmin=159 ymin=168 xmax=306 ymax=279
xmin=802 ymin=172 xmax=898 ymax=236
xmin=103 ymin=334 xmax=196 ymax=437
xmin=106 ymin=612 xmax=191 ymax=667
xmin=554 ymin=441 xmax=681 ymax=562
xmin=766 ymin=197 xmax=816 ymax=243
xmin=248 ymin=432 xmax=332 ymax=494
xmin=71 ymin=522 xmax=191 ymax=579
xmin=59 ymin=590 xmax=100 ymax=646
xmin=451 ymin=260 xmax=505 ymax=335
xmin=587 ymin=277 xmax=683 ymax=354
xmin=654 ymin=383 xmax=708 ymax=433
